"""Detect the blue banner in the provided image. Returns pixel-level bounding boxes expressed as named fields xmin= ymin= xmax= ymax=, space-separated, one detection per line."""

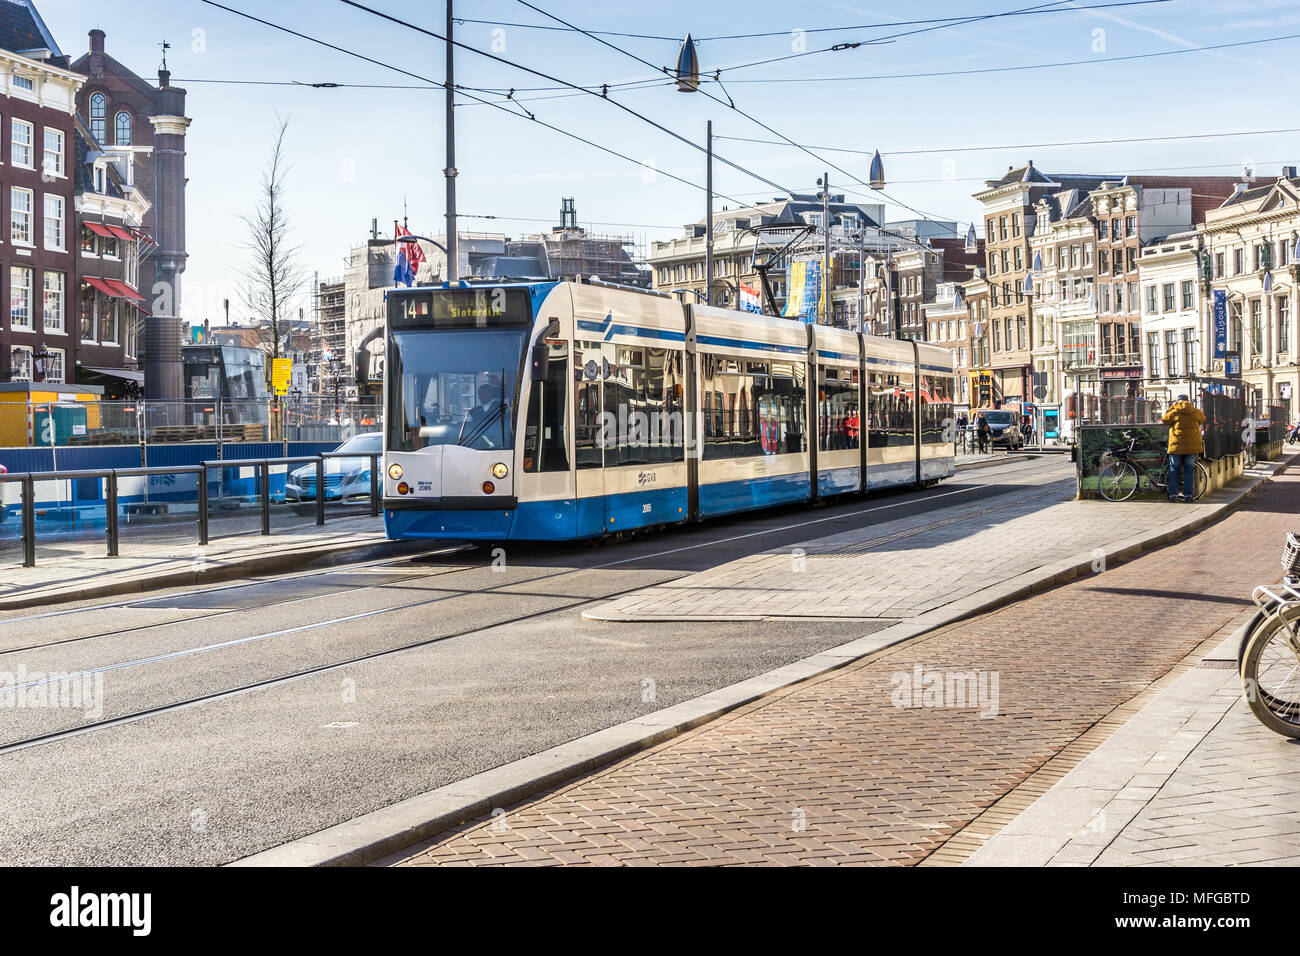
xmin=1213 ymin=289 xmax=1227 ymax=359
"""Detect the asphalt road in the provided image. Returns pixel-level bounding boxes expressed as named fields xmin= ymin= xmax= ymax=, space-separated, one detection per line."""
xmin=0 ymin=455 xmax=1073 ymax=865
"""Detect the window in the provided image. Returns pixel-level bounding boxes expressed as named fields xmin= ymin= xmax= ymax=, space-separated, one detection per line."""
xmin=1130 ymin=323 xmax=1140 ymax=356
xmin=1099 ymin=221 xmax=1109 ymax=240
xmin=1017 ymin=316 xmax=1027 ymax=350
xmin=10 ymin=345 xmax=32 ymax=381
xmin=1004 ymin=317 xmax=1013 ymax=351
xmin=81 ymin=224 xmax=98 ymax=255
xmin=1013 ymin=246 xmax=1023 ymax=270
xmin=1234 ymin=248 xmax=1244 ymax=275
xmin=1100 ymin=284 xmax=1112 ymax=314
xmin=1165 ymin=330 xmax=1179 ymax=377
xmin=1126 ymin=216 xmax=1137 ymax=238
xmin=11 ymin=187 xmax=31 ymax=243
xmin=1070 ymin=245 xmax=1080 ymax=269
xmin=702 ymin=355 xmax=805 ymax=459
xmin=40 ymin=347 xmax=64 ymax=383
xmin=43 ymin=271 xmax=64 ymax=333
xmin=1147 ymin=332 xmax=1160 ymax=377
xmin=9 ymin=266 xmax=32 ymax=329
xmin=993 ymin=319 xmax=1001 ymax=351
xmin=101 ymin=298 xmax=119 ymax=344
xmin=1100 ymin=250 xmax=1110 ymax=275
xmin=80 ymin=281 xmax=96 ymax=340
xmin=1101 ymin=324 xmax=1113 ymax=363
xmin=1251 ymin=299 xmax=1263 ymax=354
xmin=10 ymin=118 xmax=32 ymax=167
xmin=1163 ymin=283 xmax=1175 ymax=312
xmin=1231 ymin=300 xmax=1242 ymax=350
xmin=43 ymin=195 xmax=63 ymax=250
xmin=999 ymin=216 xmax=1007 ymax=241
xmin=12 ymin=74 xmax=33 ymax=92
xmin=1183 ymin=328 xmax=1196 ymax=374
xmin=1115 ymin=283 xmax=1124 ymax=313
xmin=1215 ymin=252 xmax=1224 ymax=278
xmin=818 ymin=366 xmax=861 ymax=452
xmin=867 ymin=368 xmax=915 ymax=448
xmin=90 ymin=92 xmax=106 ymax=142
xmin=102 ymin=234 xmax=119 ymax=258
xmin=1001 ymin=250 xmax=1009 ymax=273
xmin=42 ymin=128 xmax=63 ymax=177
xmin=1280 ymin=296 xmax=1291 ymax=354
xmin=1145 ymin=284 xmax=1156 ymax=313
xmin=1182 ymin=280 xmax=1194 ymax=310
xmin=1084 ymin=243 xmax=1093 ymax=267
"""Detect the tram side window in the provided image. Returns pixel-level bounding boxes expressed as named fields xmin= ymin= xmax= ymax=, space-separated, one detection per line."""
xmin=573 ymin=343 xmax=602 ymax=470
xmin=819 ymin=366 xmax=860 ymax=452
xmin=868 ymin=370 xmax=916 ymax=447
xmin=603 ymin=346 xmax=685 ymax=467
xmin=523 ymin=342 xmax=570 ymax=473
xmin=702 ymin=354 xmax=806 ymax=459
xmin=920 ymin=373 xmax=954 ymax=444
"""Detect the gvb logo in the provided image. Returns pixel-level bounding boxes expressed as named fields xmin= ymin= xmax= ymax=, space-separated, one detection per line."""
xmin=50 ymin=887 xmax=151 ymax=937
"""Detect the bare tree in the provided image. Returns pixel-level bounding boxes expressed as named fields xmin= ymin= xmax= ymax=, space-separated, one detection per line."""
xmin=239 ymin=116 xmax=306 ymax=362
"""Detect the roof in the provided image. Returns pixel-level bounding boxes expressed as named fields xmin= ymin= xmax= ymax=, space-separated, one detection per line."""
xmin=0 ymin=0 xmax=60 ymax=57
xmin=70 ymin=48 xmax=160 ymax=100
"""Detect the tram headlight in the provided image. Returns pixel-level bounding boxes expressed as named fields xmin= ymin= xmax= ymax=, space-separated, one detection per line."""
xmin=492 ymin=462 xmax=509 ymax=479
xmin=387 ymin=463 xmax=404 ymax=481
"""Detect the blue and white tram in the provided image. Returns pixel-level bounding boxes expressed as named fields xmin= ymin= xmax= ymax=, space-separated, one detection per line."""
xmin=381 ymin=280 xmax=955 ymax=542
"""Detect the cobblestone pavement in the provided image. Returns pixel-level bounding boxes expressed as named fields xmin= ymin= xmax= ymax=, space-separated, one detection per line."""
xmin=971 ymin=651 xmax=1300 ymax=867
xmin=589 ymin=460 xmax=1208 ymax=622
xmin=389 ymin=467 xmax=1297 ymax=866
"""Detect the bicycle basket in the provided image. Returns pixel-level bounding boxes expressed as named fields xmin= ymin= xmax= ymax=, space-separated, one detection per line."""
xmin=1283 ymin=532 xmax=1300 ymax=577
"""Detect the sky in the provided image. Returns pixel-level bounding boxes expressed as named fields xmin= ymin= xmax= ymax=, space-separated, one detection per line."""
xmin=31 ymin=0 xmax=1300 ymax=325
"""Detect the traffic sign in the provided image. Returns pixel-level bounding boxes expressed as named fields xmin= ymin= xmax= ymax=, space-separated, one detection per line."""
xmin=271 ymin=358 xmax=292 ymax=396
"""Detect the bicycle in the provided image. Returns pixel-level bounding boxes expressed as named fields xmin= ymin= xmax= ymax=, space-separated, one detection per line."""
xmin=1094 ymin=430 xmax=1209 ymax=502
xmin=1239 ymin=532 xmax=1300 ymax=739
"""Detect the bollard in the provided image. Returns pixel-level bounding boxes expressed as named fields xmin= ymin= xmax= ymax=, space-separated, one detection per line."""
xmin=105 ymin=472 xmax=119 ymax=557
xmin=21 ymin=474 xmax=35 ymax=568
xmin=260 ymin=461 xmax=271 ymax=535
xmin=197 ymin=465 xmax=210 ymax=546
xmin=370 ymin=454 xmax=380 ymax=517
xmin=315 ymin=457 xmax=326 ymax=527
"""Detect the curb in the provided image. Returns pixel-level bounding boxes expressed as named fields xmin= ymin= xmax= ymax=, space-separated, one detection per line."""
xmin=0 ymin=535 xmax=438 ymax=611
xmin=230 ymin=463 xmax=1282 ymax=868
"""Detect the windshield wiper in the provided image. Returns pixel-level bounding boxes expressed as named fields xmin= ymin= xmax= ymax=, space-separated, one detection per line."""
xmin=458 ymin=403 xmax=506 ymax=449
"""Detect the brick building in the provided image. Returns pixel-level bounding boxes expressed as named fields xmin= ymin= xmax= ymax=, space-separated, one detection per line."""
xmin=72 ymin=29 xmax=190 ymax=400
xmin=0 ymin=1 xmax=79 ymax=389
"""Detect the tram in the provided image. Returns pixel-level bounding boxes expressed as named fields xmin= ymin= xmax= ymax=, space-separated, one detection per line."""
xmin=382 ymin=279 xmax=956 ymax=542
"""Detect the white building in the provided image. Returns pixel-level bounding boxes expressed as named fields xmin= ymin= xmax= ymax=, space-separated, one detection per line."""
xmin=1137 ymin=231 xmax=1203 ymax=408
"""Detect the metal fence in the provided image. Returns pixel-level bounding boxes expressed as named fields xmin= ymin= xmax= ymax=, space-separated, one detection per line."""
xmin=0 ymin=399 xmax=384 ymax=447
xmin=0 ymin=451 xmax=382 ymax=567
xmin=1069 ymin=392 xmax=1167 ymax=427
xmin=1200 ymin=388 xmax=1246 ymax=460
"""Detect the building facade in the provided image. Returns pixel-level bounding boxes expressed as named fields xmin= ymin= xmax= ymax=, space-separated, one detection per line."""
xmin=0 ymin=4 xmax=79 ymax=391
xmin=72 ymin=29 xmax=190 ymax=400
xmin=1201 ymin=173 xmax=1300 ymax=410
xmin=1137 ymin=231 xmax=1202 ymax=407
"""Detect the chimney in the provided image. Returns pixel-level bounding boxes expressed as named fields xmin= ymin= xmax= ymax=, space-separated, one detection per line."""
xmin=89 ymin=29 xmax=105 ymax=53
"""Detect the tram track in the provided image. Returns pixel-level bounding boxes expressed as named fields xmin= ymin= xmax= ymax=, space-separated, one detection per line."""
xmin=0 ymin=455 xmax=1064 ymax=659
xmin=0 ymin=458 xmax=1075 ymax=757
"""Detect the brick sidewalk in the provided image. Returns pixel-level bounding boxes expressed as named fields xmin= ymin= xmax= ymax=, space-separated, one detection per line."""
xmin=389 ymin=467 xmax=1298 ymax=866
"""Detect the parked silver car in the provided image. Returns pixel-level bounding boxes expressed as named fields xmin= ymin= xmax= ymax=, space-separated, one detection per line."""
xmin=285 ymin=432 xmax=382 ymax=502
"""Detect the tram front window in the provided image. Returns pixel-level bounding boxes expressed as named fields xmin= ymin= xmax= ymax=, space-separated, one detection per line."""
xmin=387 ymin=329 xmax=526 ymax=452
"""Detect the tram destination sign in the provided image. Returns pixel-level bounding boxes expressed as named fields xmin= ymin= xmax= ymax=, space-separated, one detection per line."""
xmin=388 ymin=287 xmax=533 ymax=329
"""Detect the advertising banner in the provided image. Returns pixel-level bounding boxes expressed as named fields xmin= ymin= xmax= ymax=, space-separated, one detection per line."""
xmin=782 ymin=258 xmax=824 ymax=324
xmin=1213 ymin=289 xmax=1227 ymax=359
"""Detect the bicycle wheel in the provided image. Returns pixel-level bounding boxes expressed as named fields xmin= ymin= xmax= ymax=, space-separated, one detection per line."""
xmin=1097 ymin=461 xmax=1138 ymax=501
xmin=1241 ymin=605 xmax=1300 ymax=738
xmin=1192 ymin=460 xmax=1210 ymax=500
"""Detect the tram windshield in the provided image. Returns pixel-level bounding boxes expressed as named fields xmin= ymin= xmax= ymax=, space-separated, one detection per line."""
xmin=386 ymin=287 xmax=534 ymax=453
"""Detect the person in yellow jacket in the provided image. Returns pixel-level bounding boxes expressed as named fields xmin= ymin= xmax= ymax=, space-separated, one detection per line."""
xmin=1160 ymin=394 xmax=1205 ymax=501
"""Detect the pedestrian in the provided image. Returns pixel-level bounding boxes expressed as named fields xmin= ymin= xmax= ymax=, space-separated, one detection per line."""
xmin=1022 ymin=416 xmax=1034 ymax=447
xmin=1160 ymin=393 xmax=1205 ymax=502
xmin=976 ymin=413 xmax=991 ymax=453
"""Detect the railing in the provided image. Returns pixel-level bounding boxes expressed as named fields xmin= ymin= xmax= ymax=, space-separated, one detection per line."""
xmin=0 ymin=452 xmax=382 ymax=567
xmin=1 ymin=399 xmax=383 ymax=447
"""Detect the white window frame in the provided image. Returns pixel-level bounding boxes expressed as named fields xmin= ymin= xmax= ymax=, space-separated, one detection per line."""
xmin=43 ymin=347 xmax=64 ymax=383
xmin=42 ymin=127 xmax=63 ymax=178
xmin=10 ymin=118 xmax=33 ymax=168
xmin=10 ymin=345 xmax=32 ymax=381
xmin=43 ymin=194 xmax=64 ymax=251
xmin=11 ymin=73 xmax=34 ymax=93
xmin=9 ymin=265 xmax=32 ymax=330
xmin=43 ymin=269 xmax=65 ymax=334
xmin=11 ymin=186 xmax=32 ymax=245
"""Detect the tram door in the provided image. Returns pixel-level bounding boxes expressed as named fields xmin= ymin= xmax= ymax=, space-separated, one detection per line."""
xmin=573 ymin=340 xmax=607 ymax=537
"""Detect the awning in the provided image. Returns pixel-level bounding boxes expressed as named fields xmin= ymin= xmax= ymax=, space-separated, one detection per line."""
xmin=82 ymin=276 xmax=118 ymax=296
xmin=105 ymin=225 xmax=134 ymax=243
xmin=84 ymin=222 xmax=114 ymax=238
xmin=82 ymin=366 xmax=144 ymax=384
xmin=102 ymin=278 xmax=143 ymax=301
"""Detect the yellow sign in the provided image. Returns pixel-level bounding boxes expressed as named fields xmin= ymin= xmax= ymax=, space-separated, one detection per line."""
xmin=271 ymin=358 xmax=292 ymax=396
